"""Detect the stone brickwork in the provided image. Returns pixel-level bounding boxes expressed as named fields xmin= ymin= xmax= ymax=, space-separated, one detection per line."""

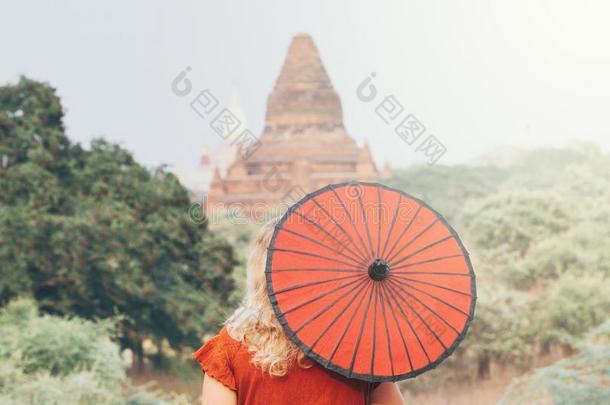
xmin=208 ymin=34 xmax=378 ymax=214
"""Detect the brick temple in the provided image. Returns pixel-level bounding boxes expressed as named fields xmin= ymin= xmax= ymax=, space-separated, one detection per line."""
xmin=208 ymin=34 xmax=382 ymax=212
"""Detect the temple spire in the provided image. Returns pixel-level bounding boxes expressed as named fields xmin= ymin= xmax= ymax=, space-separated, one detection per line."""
xmin=264 ymin=33 xmax=343 ymax=131
xmin=207 ymin=34 xmax=380 ymax=214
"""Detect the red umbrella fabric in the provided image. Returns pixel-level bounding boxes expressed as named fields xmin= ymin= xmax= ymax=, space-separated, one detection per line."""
xmin=266 ymin=182 xmax=476 ymax=382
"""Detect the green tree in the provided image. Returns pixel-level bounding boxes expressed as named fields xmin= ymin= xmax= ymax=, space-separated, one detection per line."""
xmin=0 ymin=77 xmax=237 ymax=366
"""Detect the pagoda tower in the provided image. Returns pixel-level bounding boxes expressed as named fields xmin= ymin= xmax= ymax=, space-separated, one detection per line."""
xmin=208 ymin=34 xmax=378 ymax=212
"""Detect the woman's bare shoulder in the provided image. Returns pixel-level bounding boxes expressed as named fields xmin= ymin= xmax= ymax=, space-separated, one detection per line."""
xmin=371 ymin=382 xmax=405 ymax=405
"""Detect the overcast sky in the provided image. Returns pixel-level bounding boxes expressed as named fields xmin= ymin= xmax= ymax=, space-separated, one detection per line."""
xmin=2 ymin=0 xmax=609 ymax=169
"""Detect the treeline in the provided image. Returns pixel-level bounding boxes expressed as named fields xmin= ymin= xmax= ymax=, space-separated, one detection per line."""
xmin=387 ymin=144 xmax=610 ymax=401
xmin=0 ymin=77 xmax=237 ymax=370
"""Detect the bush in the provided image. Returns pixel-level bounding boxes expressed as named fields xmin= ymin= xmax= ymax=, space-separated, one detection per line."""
xmin=500 ymin=321 xmax=610 ymax=405
xmin=0 ymin=299 xmax=189 ymax=405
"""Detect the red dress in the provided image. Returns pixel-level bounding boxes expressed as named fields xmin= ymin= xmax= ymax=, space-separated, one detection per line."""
xmin=193 ymin=327 xmax=377 ymax=405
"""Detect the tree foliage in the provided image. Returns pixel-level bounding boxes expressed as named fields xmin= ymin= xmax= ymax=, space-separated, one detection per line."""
xmin=500 ymin=320 xmax=610 ymax=405
xmin=0 ymin=77 xmax=237 ymax=361
xmin=390 ymin=144 xmax=610 ymax=400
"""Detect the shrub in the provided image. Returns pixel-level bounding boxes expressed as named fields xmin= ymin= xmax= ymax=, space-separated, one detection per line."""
xmin=0 ymin=299 xmax=189 ymax=405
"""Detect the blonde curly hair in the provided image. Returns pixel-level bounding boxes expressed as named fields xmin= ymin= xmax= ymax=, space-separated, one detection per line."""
xmin=225 ymin=217 xmax=312 ymax=376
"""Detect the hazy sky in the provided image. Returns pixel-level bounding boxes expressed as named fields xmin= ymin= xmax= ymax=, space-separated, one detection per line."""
xmin=2 ymin=0 xmax=609 ymax=169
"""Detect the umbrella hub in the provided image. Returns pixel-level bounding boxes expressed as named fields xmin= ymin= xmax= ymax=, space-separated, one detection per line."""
xmin=368 ymin=259 xmax=390 ymax=281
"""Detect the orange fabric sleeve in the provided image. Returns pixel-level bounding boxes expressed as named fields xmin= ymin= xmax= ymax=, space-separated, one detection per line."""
xmin=192 ymin=329 xmax=237 ymax=391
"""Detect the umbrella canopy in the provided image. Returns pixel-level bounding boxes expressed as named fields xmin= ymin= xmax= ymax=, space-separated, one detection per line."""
xmin=266 ymin=182 xmax=476 ymax=382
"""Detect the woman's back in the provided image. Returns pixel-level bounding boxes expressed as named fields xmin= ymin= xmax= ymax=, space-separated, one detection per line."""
xmin=194 ymin=327 xmax=377 ymax=405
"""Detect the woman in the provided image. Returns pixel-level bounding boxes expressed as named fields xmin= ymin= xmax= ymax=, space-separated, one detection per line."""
xmin=193 ymin=218 xmax=405 ymax=405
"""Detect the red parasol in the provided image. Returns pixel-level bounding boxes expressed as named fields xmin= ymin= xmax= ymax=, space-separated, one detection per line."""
xmin=266 ymin=182 xmax=476 ymax=382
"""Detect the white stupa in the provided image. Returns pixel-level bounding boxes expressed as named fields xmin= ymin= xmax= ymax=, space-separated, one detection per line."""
xmin=173 ymin=86 xmax=246 ymax=197
xmin=215 ymin=88 xmax=244 ymax=176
